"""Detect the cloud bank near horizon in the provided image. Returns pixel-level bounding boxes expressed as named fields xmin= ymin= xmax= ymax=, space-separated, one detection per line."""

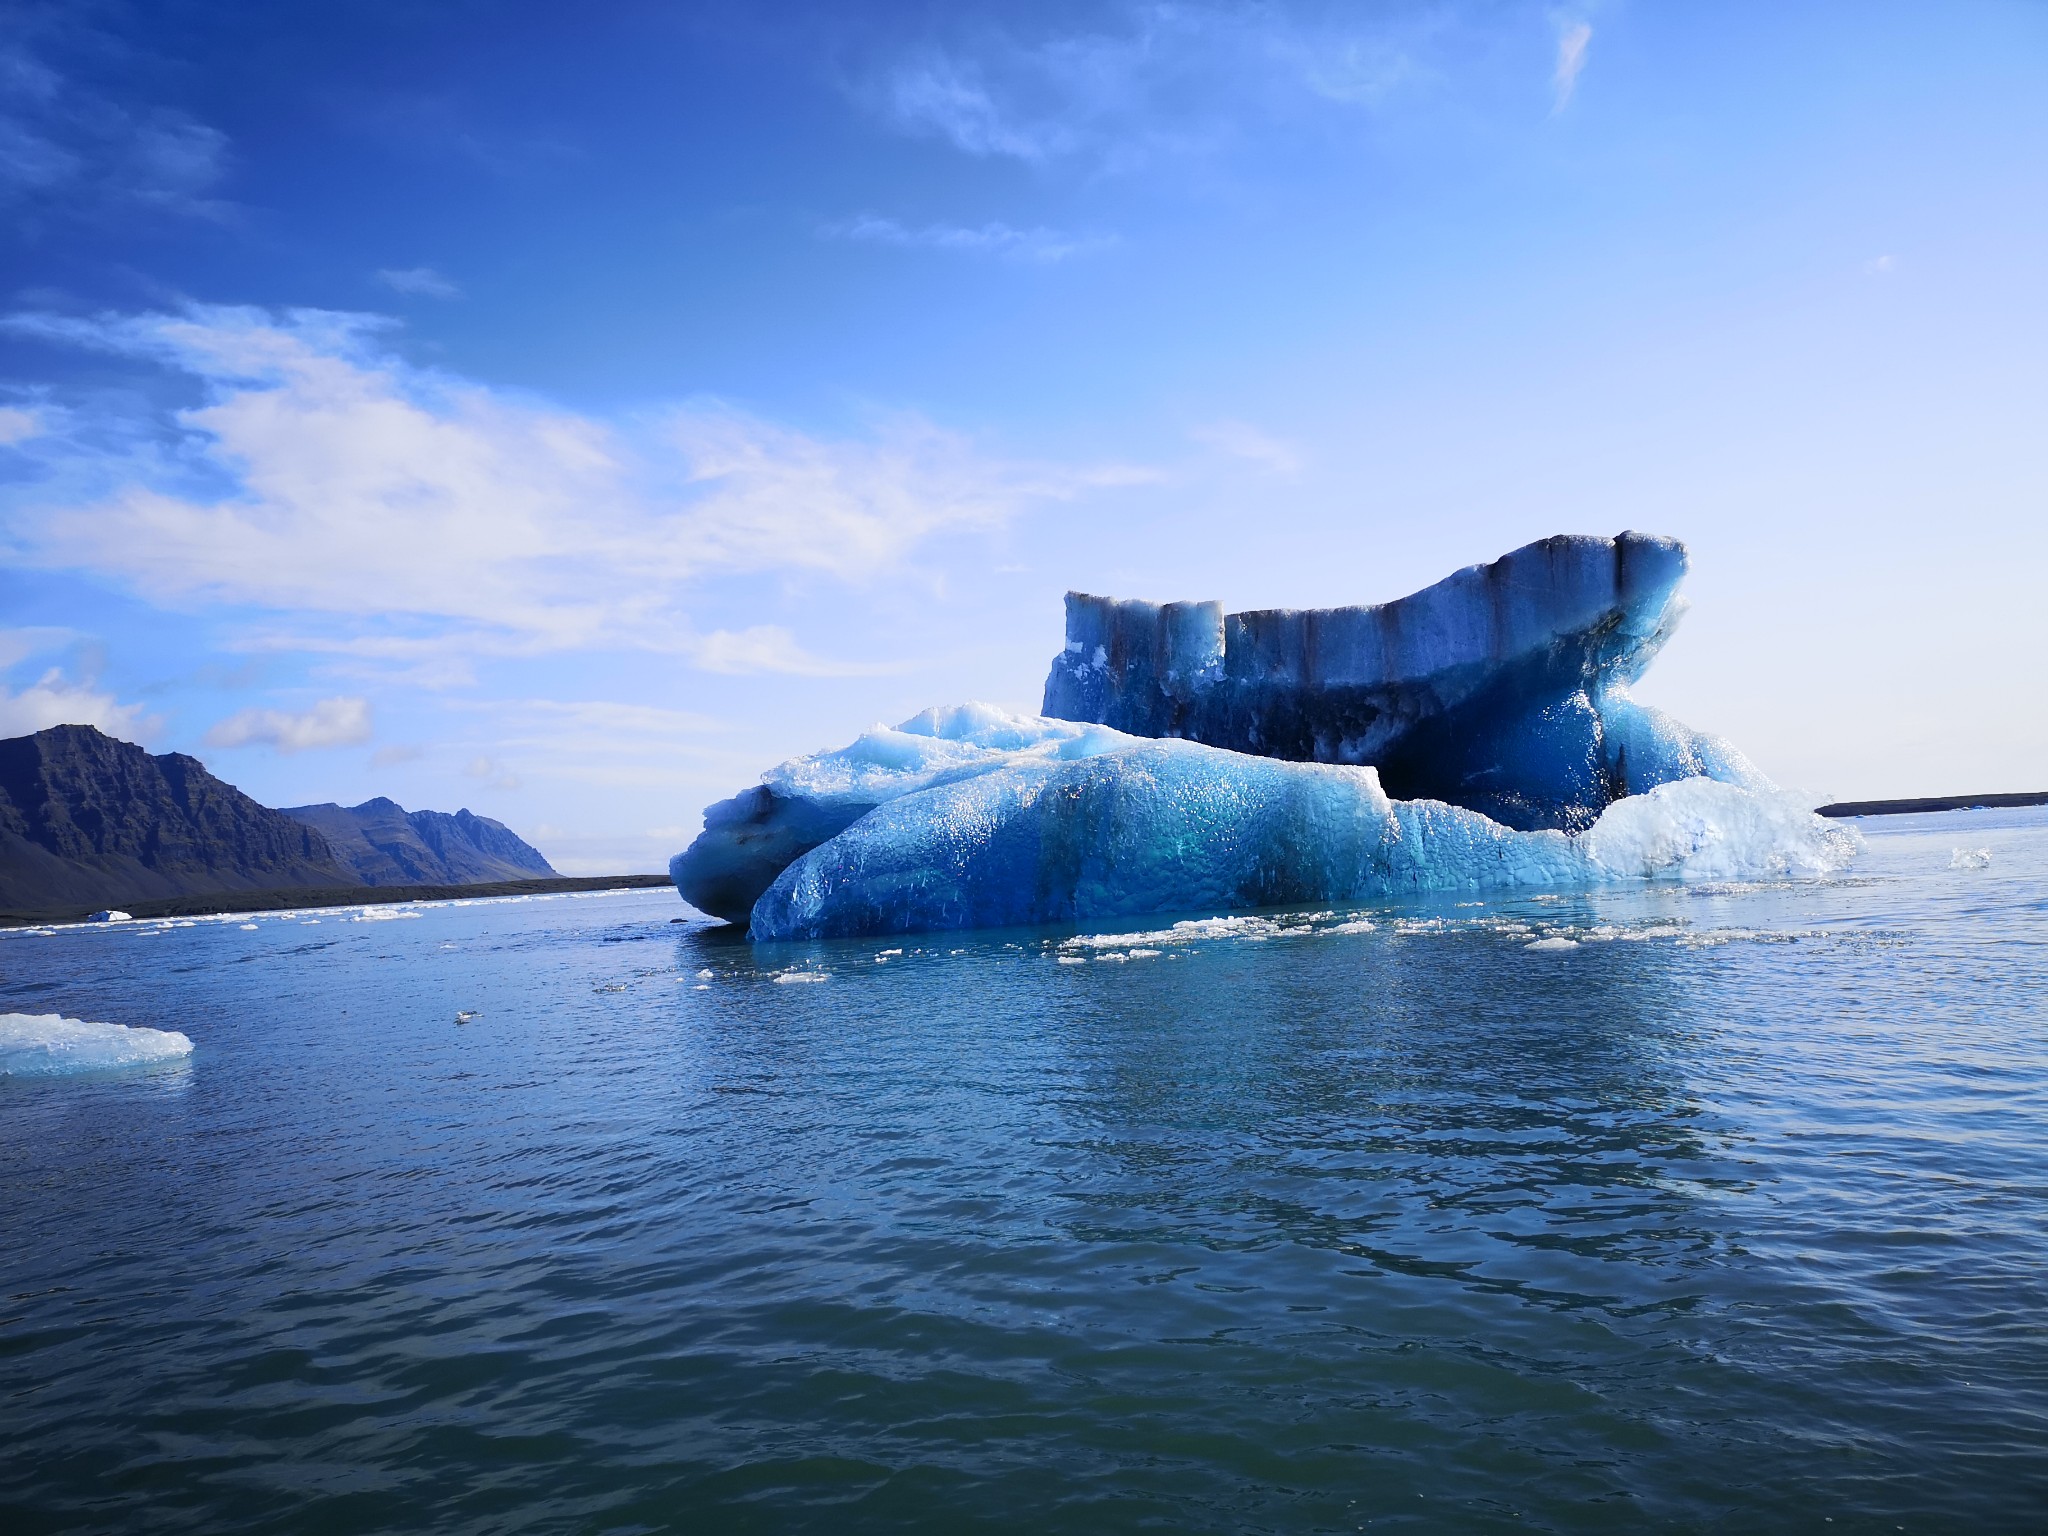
xmin=1 ymin=306 xmax=1148 ymax=673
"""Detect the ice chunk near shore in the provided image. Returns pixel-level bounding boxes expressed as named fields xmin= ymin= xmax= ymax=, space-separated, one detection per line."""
xmin=671 ymin=703 xmax=1131 ymax=922
xmin=745 ymin=733 xmax=1857 ymax=941
xmin=0 ymin=1013 xmax=194 ymax=1077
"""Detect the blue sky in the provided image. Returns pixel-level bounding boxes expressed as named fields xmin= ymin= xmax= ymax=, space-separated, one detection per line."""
xmin=3 ymin=0 xmax=2044 ymax=871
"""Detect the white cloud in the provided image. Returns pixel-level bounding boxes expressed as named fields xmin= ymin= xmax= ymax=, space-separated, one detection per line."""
xmin=0 ymin=405 xmax=46 ymax=444
xmin=1552 ymin=20 xmax=1593 ymax=111
xmin=375 ymin=266 xmax=462 ymax=299
xmin=0 ymin=44 xmax=228 ymax=218
xmin=688 ymin=625 xmax=902 ymax=677
xmin=2 ymin=305 xmax=1131 ymax=657
xmin=832 ymin=215 xmax=1112 ymax=263
xmin=205 ymin=695 xmax=373 ymax=753
xmin=1866 ymin=254 xmax=1898 ymax=276
xmin=0 ymin=667 xmax=154 ymax=740
xmin=1189 ymin=420 xmax=1303 ymax=476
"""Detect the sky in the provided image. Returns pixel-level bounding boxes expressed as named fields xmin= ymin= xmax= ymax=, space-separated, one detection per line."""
xmin=2 ymin=0 xmax=2044 ymax=873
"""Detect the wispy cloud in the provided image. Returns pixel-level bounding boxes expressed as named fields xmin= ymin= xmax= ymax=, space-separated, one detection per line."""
xmin=206 ymin=695 xmax=373 ymax=753
xmin=0 ymin=405 xmax=47 ymax=444
xmin=0 ymin=43 xmax=229 ymax=220
xmin=688 ymin=626 xmax=902 ymax=677
xmin=884 ymin=56 xmax=1068 ymax=161
xmin=865 ymin=4 xmax=1467 ymax=172
xmin=830 ymin=215 xmax=1113 ymax=263
xmin=0 ymin=305 xmax=1145 ymax=663
xmin=375 ymin=265 xmax=463 ymax=299
xmin=1552 ymin=20 xmax=1593 ymax=111
xmin=1189 ymin=420 xmax=1302 ymax=476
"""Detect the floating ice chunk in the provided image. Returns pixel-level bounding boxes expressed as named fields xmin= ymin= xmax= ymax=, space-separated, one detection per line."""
xmin=86 ymin=910 xmax=133 ymax=923
xmin=672 ymin=704 xmax=1134 ymax=922
xmin=1950 ymin=848 xmax=1993 ymax=870
xmin=747 ymin=734 xmax=1859 ymax=941
xmin=239 ymin=923 xmax=258 ymax=931
xmin=1578 ymin=777 xmax=1860 ymax=882
xmin=1325 ymin=918 xmax=1377 ymax=934
xmin=1524 ymin=937 xmax=1581 ymax=952
xmin=1065 ymin=915 xmax=1285 ymax=950
xmin=0 ymin=1013 xmax=193 ymax=1077
xmin=773 ymin=970 xmax=829 ymax=984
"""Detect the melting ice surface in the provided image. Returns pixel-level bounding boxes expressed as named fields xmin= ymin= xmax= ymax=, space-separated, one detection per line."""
xmin=0 ymin=1013 xmax=193 ymax=1077
xmin=679 ymin=703 xmax=1858 ymax=941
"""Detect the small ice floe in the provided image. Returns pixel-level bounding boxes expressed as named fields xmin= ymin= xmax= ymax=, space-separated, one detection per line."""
xmin=1324 ymin=918 xmax=1377 ymax=935
xmin=774 ymin=970 xmax=829 ymax=984
xmin=239 ymin=923 xmax=258 ymax=931
xmin=696 ymin=968 xmax=715 ymax=979
xmin=593 ymin=982 xmax=628 ymax=993
xmin=1057 ymin=955 xmax=1087 ymax=965
xmin=1950 ymin=848 xmax=1993 ymax=871
xmin=1064 ymin=915 xmax=1281 ymax=953
xmin=86 ymin=910 xmax=133 ymax=924
xmin=0 ymin=1013 xmax=193 ymax=1077
xmin=1524 ymin=936 xmax=1581 ymax=952
xmin=455 ymin=1011 xmax=480 ymax=1025
xmin=874 ymin=948 xmax=903 ymax=963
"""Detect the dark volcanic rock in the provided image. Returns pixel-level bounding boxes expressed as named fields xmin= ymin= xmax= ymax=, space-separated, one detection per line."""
xmin=0 ymin=725 xmax=355 ymax=913
xmin=281 ymin=798 xmax=555 ymax=886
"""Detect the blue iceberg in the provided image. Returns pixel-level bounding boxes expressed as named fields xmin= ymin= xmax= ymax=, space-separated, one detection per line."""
xmin=672 ymin=535 xmax=1855 ymax=939
xmin=1042 ymin=531 xmax=1763 ymax=831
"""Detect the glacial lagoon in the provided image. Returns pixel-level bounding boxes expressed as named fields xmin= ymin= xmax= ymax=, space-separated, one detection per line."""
xmin=4 ymin=807 xmax=2047 ymax=1532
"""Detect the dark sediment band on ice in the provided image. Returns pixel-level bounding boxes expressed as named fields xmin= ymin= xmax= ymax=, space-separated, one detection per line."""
xmin=1042 ymin=532 xmax=1751 ymax=832
xmin=1816 ymin=791 xmax=2048 ymax=818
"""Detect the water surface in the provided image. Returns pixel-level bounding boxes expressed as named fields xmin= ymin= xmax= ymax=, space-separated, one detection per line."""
xmin=4 ymin=810 xmax=2046 ymax=1532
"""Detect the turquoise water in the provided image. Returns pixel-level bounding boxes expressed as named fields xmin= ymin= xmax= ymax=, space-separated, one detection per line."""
xmin=4 ymin=808 xmax=2046 ymax=1533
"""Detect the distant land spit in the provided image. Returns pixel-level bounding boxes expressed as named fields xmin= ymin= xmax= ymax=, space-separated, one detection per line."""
xmin=1 ymin=874 xmax=675 ymax=927
xmin=1816 ymin=792 xmax=2048 ymax=818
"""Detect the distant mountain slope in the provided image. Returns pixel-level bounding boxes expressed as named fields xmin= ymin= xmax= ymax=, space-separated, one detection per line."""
xmin=280 ymin=798 xmax=555 ymax=885
xmin=0 ymin=725 xmax=354 ymax=912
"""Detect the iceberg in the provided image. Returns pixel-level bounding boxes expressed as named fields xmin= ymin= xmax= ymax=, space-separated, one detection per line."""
xmin=1042 ymin=531 xmax=1764 ymax=831
xmin=0 ymin=1013 xmax=194 ymax=1077
xmin=671 ymin=704 xmax=1129 ymax=922
xmin=744 ymin=727 xmax=1855 ymax=941
xmin=670 ymin=534 xmax=1856 ymax=940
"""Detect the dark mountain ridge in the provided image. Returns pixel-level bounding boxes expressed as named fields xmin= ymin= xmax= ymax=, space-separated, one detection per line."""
xmin=281 ymin=798 xmax=555 ymax=885
xmin=0 ymin=724 xmax=353 ymax=912
xmin=0 ymin=725 xmax=555 ymax=916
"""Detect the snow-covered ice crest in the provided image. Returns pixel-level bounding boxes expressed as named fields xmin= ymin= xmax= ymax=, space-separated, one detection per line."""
xmin=0 ymin=1014 xmax=194 ymax=1077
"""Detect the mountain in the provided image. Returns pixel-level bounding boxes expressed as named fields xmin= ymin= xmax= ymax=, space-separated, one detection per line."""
xmin=280 ymin=798 xmax=556 ymax=885
xmin=0 ymin=725 xmax=354 ymax=913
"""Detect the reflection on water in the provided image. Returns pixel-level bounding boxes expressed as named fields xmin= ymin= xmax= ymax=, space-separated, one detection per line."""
xmin=3 ymin=810 xmax=2047 ymax=1532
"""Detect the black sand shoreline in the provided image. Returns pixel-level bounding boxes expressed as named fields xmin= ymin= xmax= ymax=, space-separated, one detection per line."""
xmin=1 ymin=874 xmax=676 ymax=928
xmin=1816 ymin=791 xmax=2048 ymax=819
